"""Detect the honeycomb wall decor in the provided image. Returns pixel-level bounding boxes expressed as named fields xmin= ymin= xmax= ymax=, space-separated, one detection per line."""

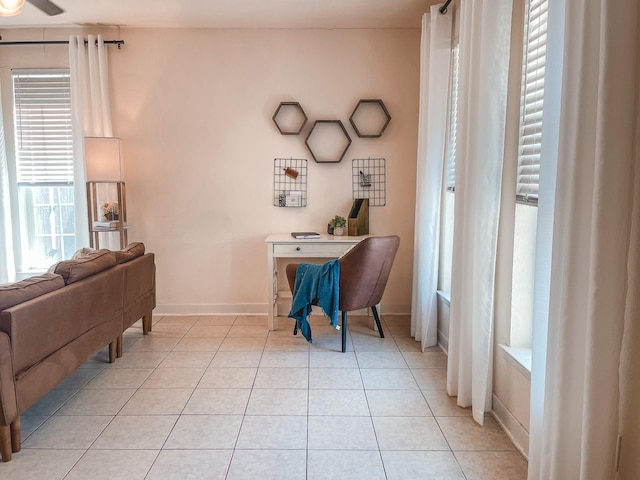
xmin=272 ymin=102 xmax=308 ymax=135
xmin=349 ymin=99 xmax=391 ymax=138
xmin=305 ymin=120 xmax=352 ymax=163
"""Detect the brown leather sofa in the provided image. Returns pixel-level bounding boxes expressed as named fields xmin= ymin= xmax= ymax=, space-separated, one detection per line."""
xmin=0 ymin=243 xmax=155 ymax=462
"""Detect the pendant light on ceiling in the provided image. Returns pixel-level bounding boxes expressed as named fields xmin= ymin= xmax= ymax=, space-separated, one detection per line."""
xmin=0 ymin=0 xmax=25 ymax=16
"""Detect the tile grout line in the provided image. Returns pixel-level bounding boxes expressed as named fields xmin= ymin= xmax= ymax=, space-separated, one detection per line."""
xmin=9 ymin=315 xmax=526 ymax=479
xmin=150 ymin=314 xmax=233 ymax=479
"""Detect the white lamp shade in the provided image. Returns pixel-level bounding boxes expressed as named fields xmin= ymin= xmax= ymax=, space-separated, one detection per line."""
xmin=85 ymin=137 xmax=123 ymax=182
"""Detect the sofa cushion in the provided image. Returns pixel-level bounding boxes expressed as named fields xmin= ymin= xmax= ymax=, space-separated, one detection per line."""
xmin=52 ymin=249 xmax=117 ymax=285
xmin=114 ymin=242 xmax=146 ymax=265
xmin=0 ymin=273 xmax=65 ymax=311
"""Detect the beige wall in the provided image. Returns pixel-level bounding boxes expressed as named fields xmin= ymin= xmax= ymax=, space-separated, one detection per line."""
xmin=0 ymin=26 xmax=420 ymax=314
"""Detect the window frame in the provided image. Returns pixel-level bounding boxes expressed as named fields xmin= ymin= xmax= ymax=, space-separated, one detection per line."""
xmin=508 ymin=0 xmax=550 ymax=352
xmin=10 ymin=68 xmax=76 ymax=273
xmin=515 ymin=0 xmax=548 ymax=206
xmin=444 ymin=44 xmax=460 ymax=193
xmin=438 ymin=42 xmax=461 ymax=297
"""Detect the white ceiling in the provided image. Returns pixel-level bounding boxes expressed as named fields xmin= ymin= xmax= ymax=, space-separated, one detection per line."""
xmin=1 ymin=0 xmax=435 ymax=29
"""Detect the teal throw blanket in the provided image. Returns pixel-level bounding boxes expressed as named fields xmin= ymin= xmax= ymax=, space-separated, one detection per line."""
xmin=288 ymin=259 xmax=340 ymax=342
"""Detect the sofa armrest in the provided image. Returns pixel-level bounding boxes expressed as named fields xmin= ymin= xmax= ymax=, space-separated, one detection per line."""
xmin=0 ymin=332 xmax=17 ymax=427
xmin=122 ymin=253 xmax=156 ymax=333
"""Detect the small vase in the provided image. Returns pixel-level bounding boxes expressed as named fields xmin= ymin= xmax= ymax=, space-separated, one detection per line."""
xmin=333 ymin=226 xmax=345 ymax=236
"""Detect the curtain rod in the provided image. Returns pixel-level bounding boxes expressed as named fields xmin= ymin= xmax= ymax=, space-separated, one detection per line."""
xmin=439 ymin=0 xmax=453 ymax=14
xmin=0 ymin=39 xmax=125 ymax=49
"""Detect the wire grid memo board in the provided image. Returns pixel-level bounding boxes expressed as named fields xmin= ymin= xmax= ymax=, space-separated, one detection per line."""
xmin=352 ymin=158 xmax=386 ymax=206
xmin=273 ymin=158 xmax=308 ymax=207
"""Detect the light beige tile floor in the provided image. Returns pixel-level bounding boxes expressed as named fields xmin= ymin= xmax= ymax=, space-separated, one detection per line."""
xmin=2 ymin=314 xmax=528 ymax=479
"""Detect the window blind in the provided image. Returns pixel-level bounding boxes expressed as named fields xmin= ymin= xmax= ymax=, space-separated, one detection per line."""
xmin=445 ymin=44 xmax=459 ymax=192
xmin=12 ymin=70 xmax=73 ymax=185
xmin=516 ymin=0 xmax=548 ymax=205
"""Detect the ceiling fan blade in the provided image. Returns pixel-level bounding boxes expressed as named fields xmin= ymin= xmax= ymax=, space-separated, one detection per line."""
xmin=27 ymin=0 xmax=65 ymax=16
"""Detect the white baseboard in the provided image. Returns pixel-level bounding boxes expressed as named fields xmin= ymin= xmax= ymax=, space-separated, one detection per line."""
xmin=437 ymin=330 xmax=449 ymax=354
xmin=492 ymin=393 xmax=529 ymax=460
xmin=377 ymin=304 xmax=411 ymax=315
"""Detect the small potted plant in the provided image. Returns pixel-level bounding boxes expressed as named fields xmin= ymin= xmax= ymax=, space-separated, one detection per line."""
xmin=329 ymin=215 xmax=347 ymax=236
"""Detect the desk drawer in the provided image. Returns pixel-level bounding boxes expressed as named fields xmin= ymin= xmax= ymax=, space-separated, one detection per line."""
xmin=273 ymin=243 xmax=355 ymax=256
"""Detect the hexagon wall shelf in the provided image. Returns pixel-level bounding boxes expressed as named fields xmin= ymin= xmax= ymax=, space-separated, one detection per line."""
xmin=305 ymin=120 xmax=352 ymax=163
xmin=272 ymin=102 xmax=308 ymax=135
xmin=349 ymin=99 xmax=391 ymax=138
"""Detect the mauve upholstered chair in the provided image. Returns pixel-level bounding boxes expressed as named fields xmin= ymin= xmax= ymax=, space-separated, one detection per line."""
xmin=286 ymin=235 xmax=400 ymax=352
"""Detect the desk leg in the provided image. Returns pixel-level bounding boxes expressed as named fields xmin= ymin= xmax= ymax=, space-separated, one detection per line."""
xmin=267 ymin=249 xmax=275 ymax=331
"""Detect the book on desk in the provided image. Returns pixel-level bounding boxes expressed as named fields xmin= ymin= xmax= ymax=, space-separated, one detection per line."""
xmin=291 ymin=232 xmax=321 ymax=239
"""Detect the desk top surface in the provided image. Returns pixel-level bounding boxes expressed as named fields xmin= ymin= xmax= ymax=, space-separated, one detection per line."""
xmin=265 ymin=233 xmax=368 ymax=244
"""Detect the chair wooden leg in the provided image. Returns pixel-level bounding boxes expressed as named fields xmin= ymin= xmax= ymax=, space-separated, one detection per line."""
xmin=371 ymin=306 xmax=384 ymax=338
xmin=0 ymin=425 xmax=11 ymax=462
xmin=341 ymin=311 xmax=348 ymax=353
xmin=10 ymin=417 xmax=20 ymax=453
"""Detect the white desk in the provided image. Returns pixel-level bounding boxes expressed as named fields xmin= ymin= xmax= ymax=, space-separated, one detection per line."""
xmin=265 ymin=233 xmax=367 ymax=330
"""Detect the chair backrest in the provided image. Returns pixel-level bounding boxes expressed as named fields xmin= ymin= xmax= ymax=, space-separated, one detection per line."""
xmin=285 ymin=235 xmax=400 ymax=312
xmin=339 ymin=235 xmax=400 ymax=312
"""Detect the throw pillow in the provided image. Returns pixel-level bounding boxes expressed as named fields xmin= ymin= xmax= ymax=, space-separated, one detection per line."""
xmin=114 ymin=242 xmax=146 ymax=264
xmin=52 ymin=249 xmax=117 ymax=285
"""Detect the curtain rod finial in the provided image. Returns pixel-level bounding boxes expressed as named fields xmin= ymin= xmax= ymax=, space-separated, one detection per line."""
xmin=439 ymin=0 xmax=453 ymax=15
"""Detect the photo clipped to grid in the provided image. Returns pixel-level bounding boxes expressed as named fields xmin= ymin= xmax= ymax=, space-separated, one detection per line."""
xmin=352 ymin=158 xmax=386 ymax=206
xmin=273 ymin=158 xmax=308 ymax=207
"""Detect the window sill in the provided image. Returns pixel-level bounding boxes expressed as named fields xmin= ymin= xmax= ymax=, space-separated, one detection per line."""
xmin=499 ymin=344 xmax=531 ymax=380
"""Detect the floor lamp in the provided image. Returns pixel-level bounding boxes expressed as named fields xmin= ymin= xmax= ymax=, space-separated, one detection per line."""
xmin=84 ymin=137 xmax=127 ymax=249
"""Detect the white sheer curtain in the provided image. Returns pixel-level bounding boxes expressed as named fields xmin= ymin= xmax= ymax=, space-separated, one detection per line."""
xmin=618 ymin=132 xmax=640 ymax=479
xmin=446 ymin=0 xmax=513 ymax=425
xmin=0 ymin=91 xmax=16 ymax=283
xmin=527 ymin=0 xmax=563 ymax=473
xmin=69 ymin=34 xmax=114 ymax=248
xmin=411 ymin=5 xmax=452 ymax=351
xmin=528 ymin=0 xmax=639 ymax=477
